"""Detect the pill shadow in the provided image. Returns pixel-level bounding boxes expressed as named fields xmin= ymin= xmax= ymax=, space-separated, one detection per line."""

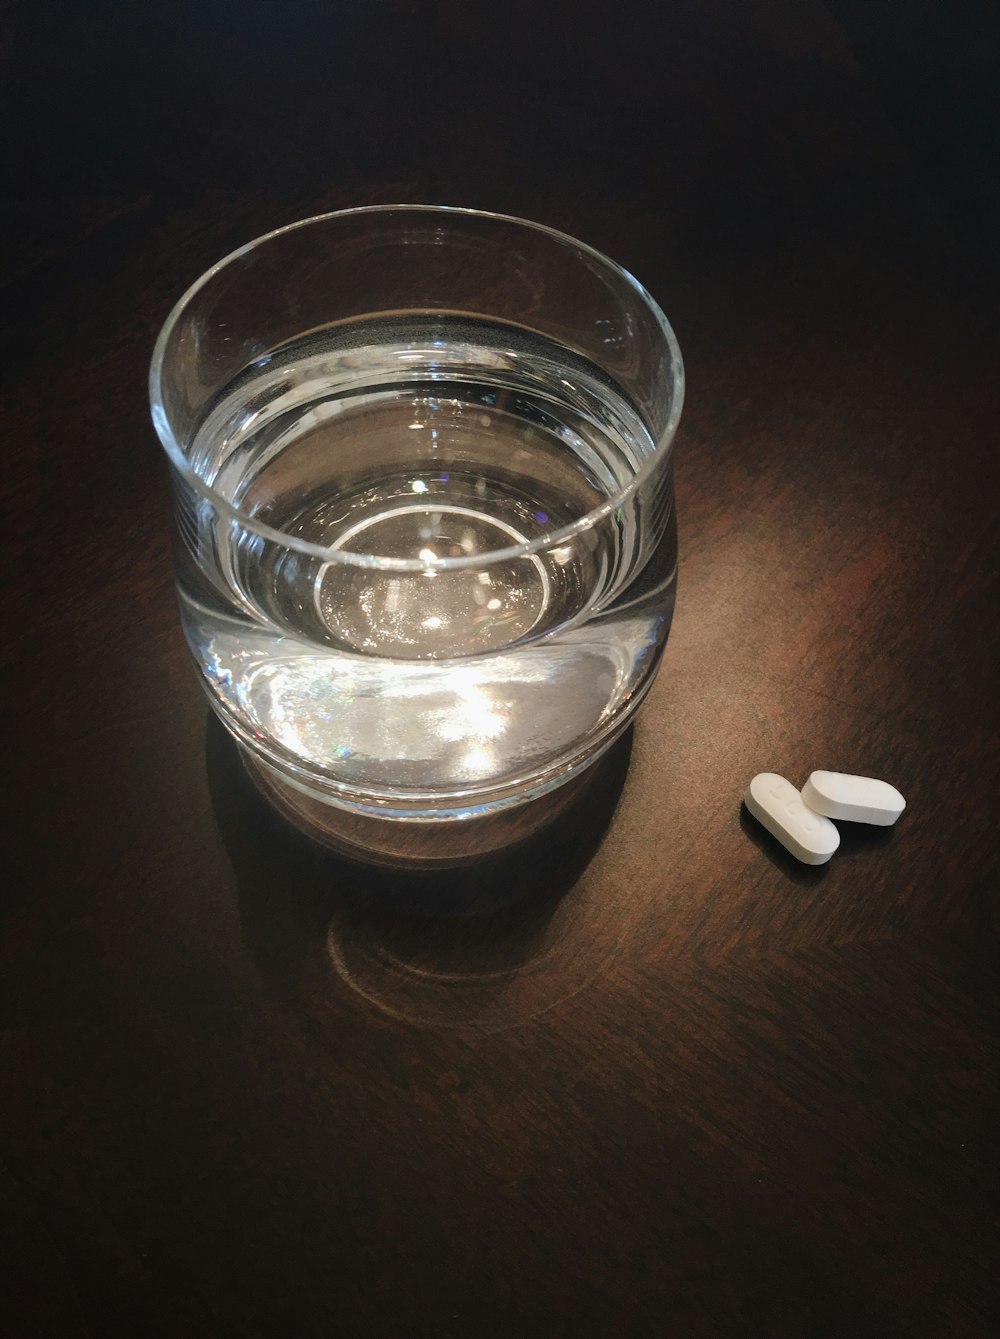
xmin=830 ymin=820 xmax=898 ymax=859
xmin=205 ymin=714 xmax=633 ymax=1011
xmin=740 ymin=804 xmax=899 ymax=878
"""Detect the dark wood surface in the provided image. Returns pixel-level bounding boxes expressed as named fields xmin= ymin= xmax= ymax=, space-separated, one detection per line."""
xmin=3 ymin=3 xmax=998 ymax=1335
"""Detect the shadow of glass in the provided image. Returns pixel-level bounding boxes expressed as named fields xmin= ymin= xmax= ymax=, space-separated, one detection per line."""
xmin=206 ymin=715 xmax=633 ymax=1031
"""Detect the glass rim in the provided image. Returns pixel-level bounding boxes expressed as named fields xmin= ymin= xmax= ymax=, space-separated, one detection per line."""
xmin=149 ymin=203 xmax=684 ymax=573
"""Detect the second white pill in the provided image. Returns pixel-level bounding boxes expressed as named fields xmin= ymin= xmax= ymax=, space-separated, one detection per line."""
xmin=801 ymin=771 xmax=906 ymax=826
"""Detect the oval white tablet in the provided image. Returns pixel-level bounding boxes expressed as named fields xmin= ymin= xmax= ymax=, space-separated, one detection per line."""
xmin=745 ymin=773 xmax=840 ymax=865
xmin=801 ymin=771 xmax=905 ymax=826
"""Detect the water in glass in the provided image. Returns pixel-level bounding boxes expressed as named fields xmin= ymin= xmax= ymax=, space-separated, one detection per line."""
xmin=173 ymin=316 xmax=675 ymax=813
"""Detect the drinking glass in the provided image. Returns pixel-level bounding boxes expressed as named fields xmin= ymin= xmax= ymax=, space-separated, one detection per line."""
xmin=150 ymin=206 xmax=684 ymax=823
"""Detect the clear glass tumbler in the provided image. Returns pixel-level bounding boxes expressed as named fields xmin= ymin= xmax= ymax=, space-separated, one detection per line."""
xmin=150 ymin=207 xmax=684 ymax=822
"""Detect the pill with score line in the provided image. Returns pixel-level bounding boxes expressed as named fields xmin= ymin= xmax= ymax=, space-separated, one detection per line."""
xmin=801 ymin=770 xmax=905 ymax=826
xmin=745 ymin=773 xmax=840 ymax=865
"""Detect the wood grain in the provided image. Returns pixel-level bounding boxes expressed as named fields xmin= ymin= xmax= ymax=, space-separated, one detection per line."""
xmin=3 ymin=2 xmax=998 ymax=1335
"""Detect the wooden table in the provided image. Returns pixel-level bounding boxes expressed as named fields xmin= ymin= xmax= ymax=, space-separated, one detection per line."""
xmin=4 ymin=3 xmax=997 ymax=1334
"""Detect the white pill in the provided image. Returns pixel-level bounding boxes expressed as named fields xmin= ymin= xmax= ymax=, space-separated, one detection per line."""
xmin=801 ymin=771 xmax=905 ymax=826
xmin=745 ymin=773 xmax=840 ymax=865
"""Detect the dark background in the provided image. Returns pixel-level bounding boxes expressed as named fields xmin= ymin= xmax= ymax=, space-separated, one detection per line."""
xmin=3 ymin=2 xmax=999 ymax=1336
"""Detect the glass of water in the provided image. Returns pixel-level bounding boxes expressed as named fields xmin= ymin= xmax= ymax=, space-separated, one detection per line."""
xmin=150 ymin=207 xmax=684 ymax=824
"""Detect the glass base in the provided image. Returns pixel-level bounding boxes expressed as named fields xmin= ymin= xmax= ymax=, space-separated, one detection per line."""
xmin=237 ymin=730 xmax=626 ymax=869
